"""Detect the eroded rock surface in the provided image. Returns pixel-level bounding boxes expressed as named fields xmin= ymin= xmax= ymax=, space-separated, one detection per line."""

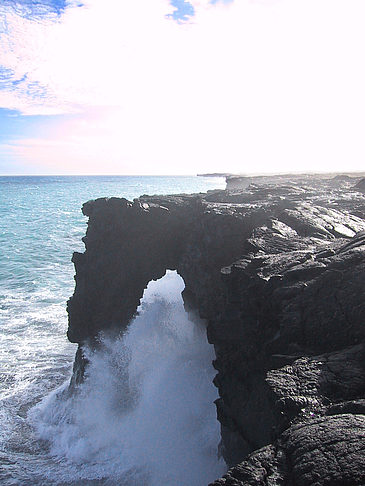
xmin=68 ymin=173 xmax=365 ymax=484
xmin=211 ymin=415 xmax=365 ymax=486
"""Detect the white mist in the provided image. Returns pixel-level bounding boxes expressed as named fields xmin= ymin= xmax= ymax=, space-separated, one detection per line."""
xmin=31 ymin=270 xmax=226 ymax=485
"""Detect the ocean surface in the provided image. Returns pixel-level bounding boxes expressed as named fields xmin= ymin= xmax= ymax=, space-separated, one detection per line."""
xmin=0 ymin=175 xmax=226 ymax=486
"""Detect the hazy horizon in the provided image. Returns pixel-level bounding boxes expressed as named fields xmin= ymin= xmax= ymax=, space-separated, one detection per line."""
xmin=2 ymin=170 xmax=365 ymax=178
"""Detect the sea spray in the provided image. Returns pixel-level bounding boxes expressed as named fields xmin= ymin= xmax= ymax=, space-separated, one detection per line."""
xmin=0 ymin=175 xmax=225 ymax=485
xmin=30 ymin=270 xmax=226 ymax=485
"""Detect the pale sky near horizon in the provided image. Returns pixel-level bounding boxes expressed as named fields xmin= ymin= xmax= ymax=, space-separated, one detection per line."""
xmin=0 ymin=0 xmax=364 ymax=175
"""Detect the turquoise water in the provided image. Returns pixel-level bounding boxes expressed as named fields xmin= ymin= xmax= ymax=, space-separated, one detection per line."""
xmin=0 ymin=175 xmax=226 ymax=485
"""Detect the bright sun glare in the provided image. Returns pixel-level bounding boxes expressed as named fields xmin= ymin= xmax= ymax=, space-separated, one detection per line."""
xmin=0 ymin=0 xmax=365 ymax=174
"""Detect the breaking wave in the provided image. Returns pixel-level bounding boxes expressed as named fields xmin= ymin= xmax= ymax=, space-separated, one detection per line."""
xmin=30 ymin=270 xmax=226 ymax=485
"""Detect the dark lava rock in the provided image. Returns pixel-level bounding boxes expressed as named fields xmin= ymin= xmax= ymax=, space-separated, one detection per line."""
xmin=354 ymin=177 xmax=365 ymax=193
xmin=210 ymin=415 xmax=365 ymax=486
xmin=67 ymin=174 xmax=365 ymax=484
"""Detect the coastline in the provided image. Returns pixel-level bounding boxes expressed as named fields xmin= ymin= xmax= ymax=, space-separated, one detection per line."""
xmin=67 ymin=172 xmax=365 ymax=485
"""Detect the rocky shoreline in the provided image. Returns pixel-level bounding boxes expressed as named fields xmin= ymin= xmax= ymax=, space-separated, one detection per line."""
xmin=67 ymin=173 xmax=365 ymax=485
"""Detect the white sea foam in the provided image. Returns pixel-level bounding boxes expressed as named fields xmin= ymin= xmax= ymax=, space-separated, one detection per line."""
xmin=0 ymin=175 xmax=226 ymax=484
xmin=30 ymin=271 xmax=226 ymax=485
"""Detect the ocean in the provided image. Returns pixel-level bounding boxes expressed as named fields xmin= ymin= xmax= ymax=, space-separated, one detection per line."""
xmin=0 ymin=175 xmax=226 ymax=486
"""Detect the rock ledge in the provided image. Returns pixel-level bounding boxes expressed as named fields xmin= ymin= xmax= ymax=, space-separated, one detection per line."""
xmin=68 ymin=174 xmax=365 ymax=485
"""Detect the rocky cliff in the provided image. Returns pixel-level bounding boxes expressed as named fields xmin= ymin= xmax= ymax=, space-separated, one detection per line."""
xmin=67 ymin=174 xmax=365 ymax=485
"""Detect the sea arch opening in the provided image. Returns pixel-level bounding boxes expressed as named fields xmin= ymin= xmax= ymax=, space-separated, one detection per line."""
xmin=110 ymin=268 xmax=226 ymax=485
xmin=35 ymin=270 xmax=226 ymax=485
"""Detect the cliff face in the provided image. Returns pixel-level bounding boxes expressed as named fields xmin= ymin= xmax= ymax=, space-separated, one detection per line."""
xmin=67 ymin=175 xmax=365 ymax=485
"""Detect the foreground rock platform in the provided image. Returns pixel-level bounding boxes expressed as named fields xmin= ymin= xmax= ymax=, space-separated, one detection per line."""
xmin=67 ymin=173 xmax=365 ymax=485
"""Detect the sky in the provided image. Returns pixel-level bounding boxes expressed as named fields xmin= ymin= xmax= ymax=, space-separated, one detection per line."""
xmin=0 ymin=0 xmax=365 ymax=175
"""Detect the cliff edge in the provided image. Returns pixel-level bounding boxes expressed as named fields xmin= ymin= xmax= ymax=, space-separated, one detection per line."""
xmin=67 ymin=174 xmax=365 ymax=485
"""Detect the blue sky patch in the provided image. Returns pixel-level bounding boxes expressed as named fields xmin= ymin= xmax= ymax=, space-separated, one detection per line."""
xmin=0 ymin=108 xmax=74 ymax=143
xmin=167 ymin=0 xmax=195 ymax=23
xmin=11 ymin=74 xmax=28 ymax=87
xmin=0 ymin=67 xmax=16 ymax=86
xmin=0 ymin=108 xmax=34 ymax=143
xmin=0 ymin=0 xmax=83 ymax=20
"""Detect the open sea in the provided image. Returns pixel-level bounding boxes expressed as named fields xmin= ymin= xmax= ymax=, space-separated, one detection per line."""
xmin=0 ymin=175 xmax=227 ymax=486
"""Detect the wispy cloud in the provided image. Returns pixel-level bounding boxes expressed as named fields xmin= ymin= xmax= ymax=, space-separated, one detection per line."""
xmin=0 ymin=0 xmax=238 ymax=115
xmin=1 ymin=0 xmax=82 ymax=20
xmin=1 ymin=0 xmax=365 ymax=174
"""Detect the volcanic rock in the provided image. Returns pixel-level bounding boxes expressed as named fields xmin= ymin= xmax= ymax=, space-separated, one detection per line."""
xmin=67 ymin=173 xmax=365 ymax=484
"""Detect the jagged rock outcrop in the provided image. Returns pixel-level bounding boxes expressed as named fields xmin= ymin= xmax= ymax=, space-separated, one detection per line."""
xmin=355 ymin=177 xmax=365 ymax=193
xmin=67 ymin=174 xmax=365 ymax=485
xmin=211 ymin=414 xmax=365 ymax=486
